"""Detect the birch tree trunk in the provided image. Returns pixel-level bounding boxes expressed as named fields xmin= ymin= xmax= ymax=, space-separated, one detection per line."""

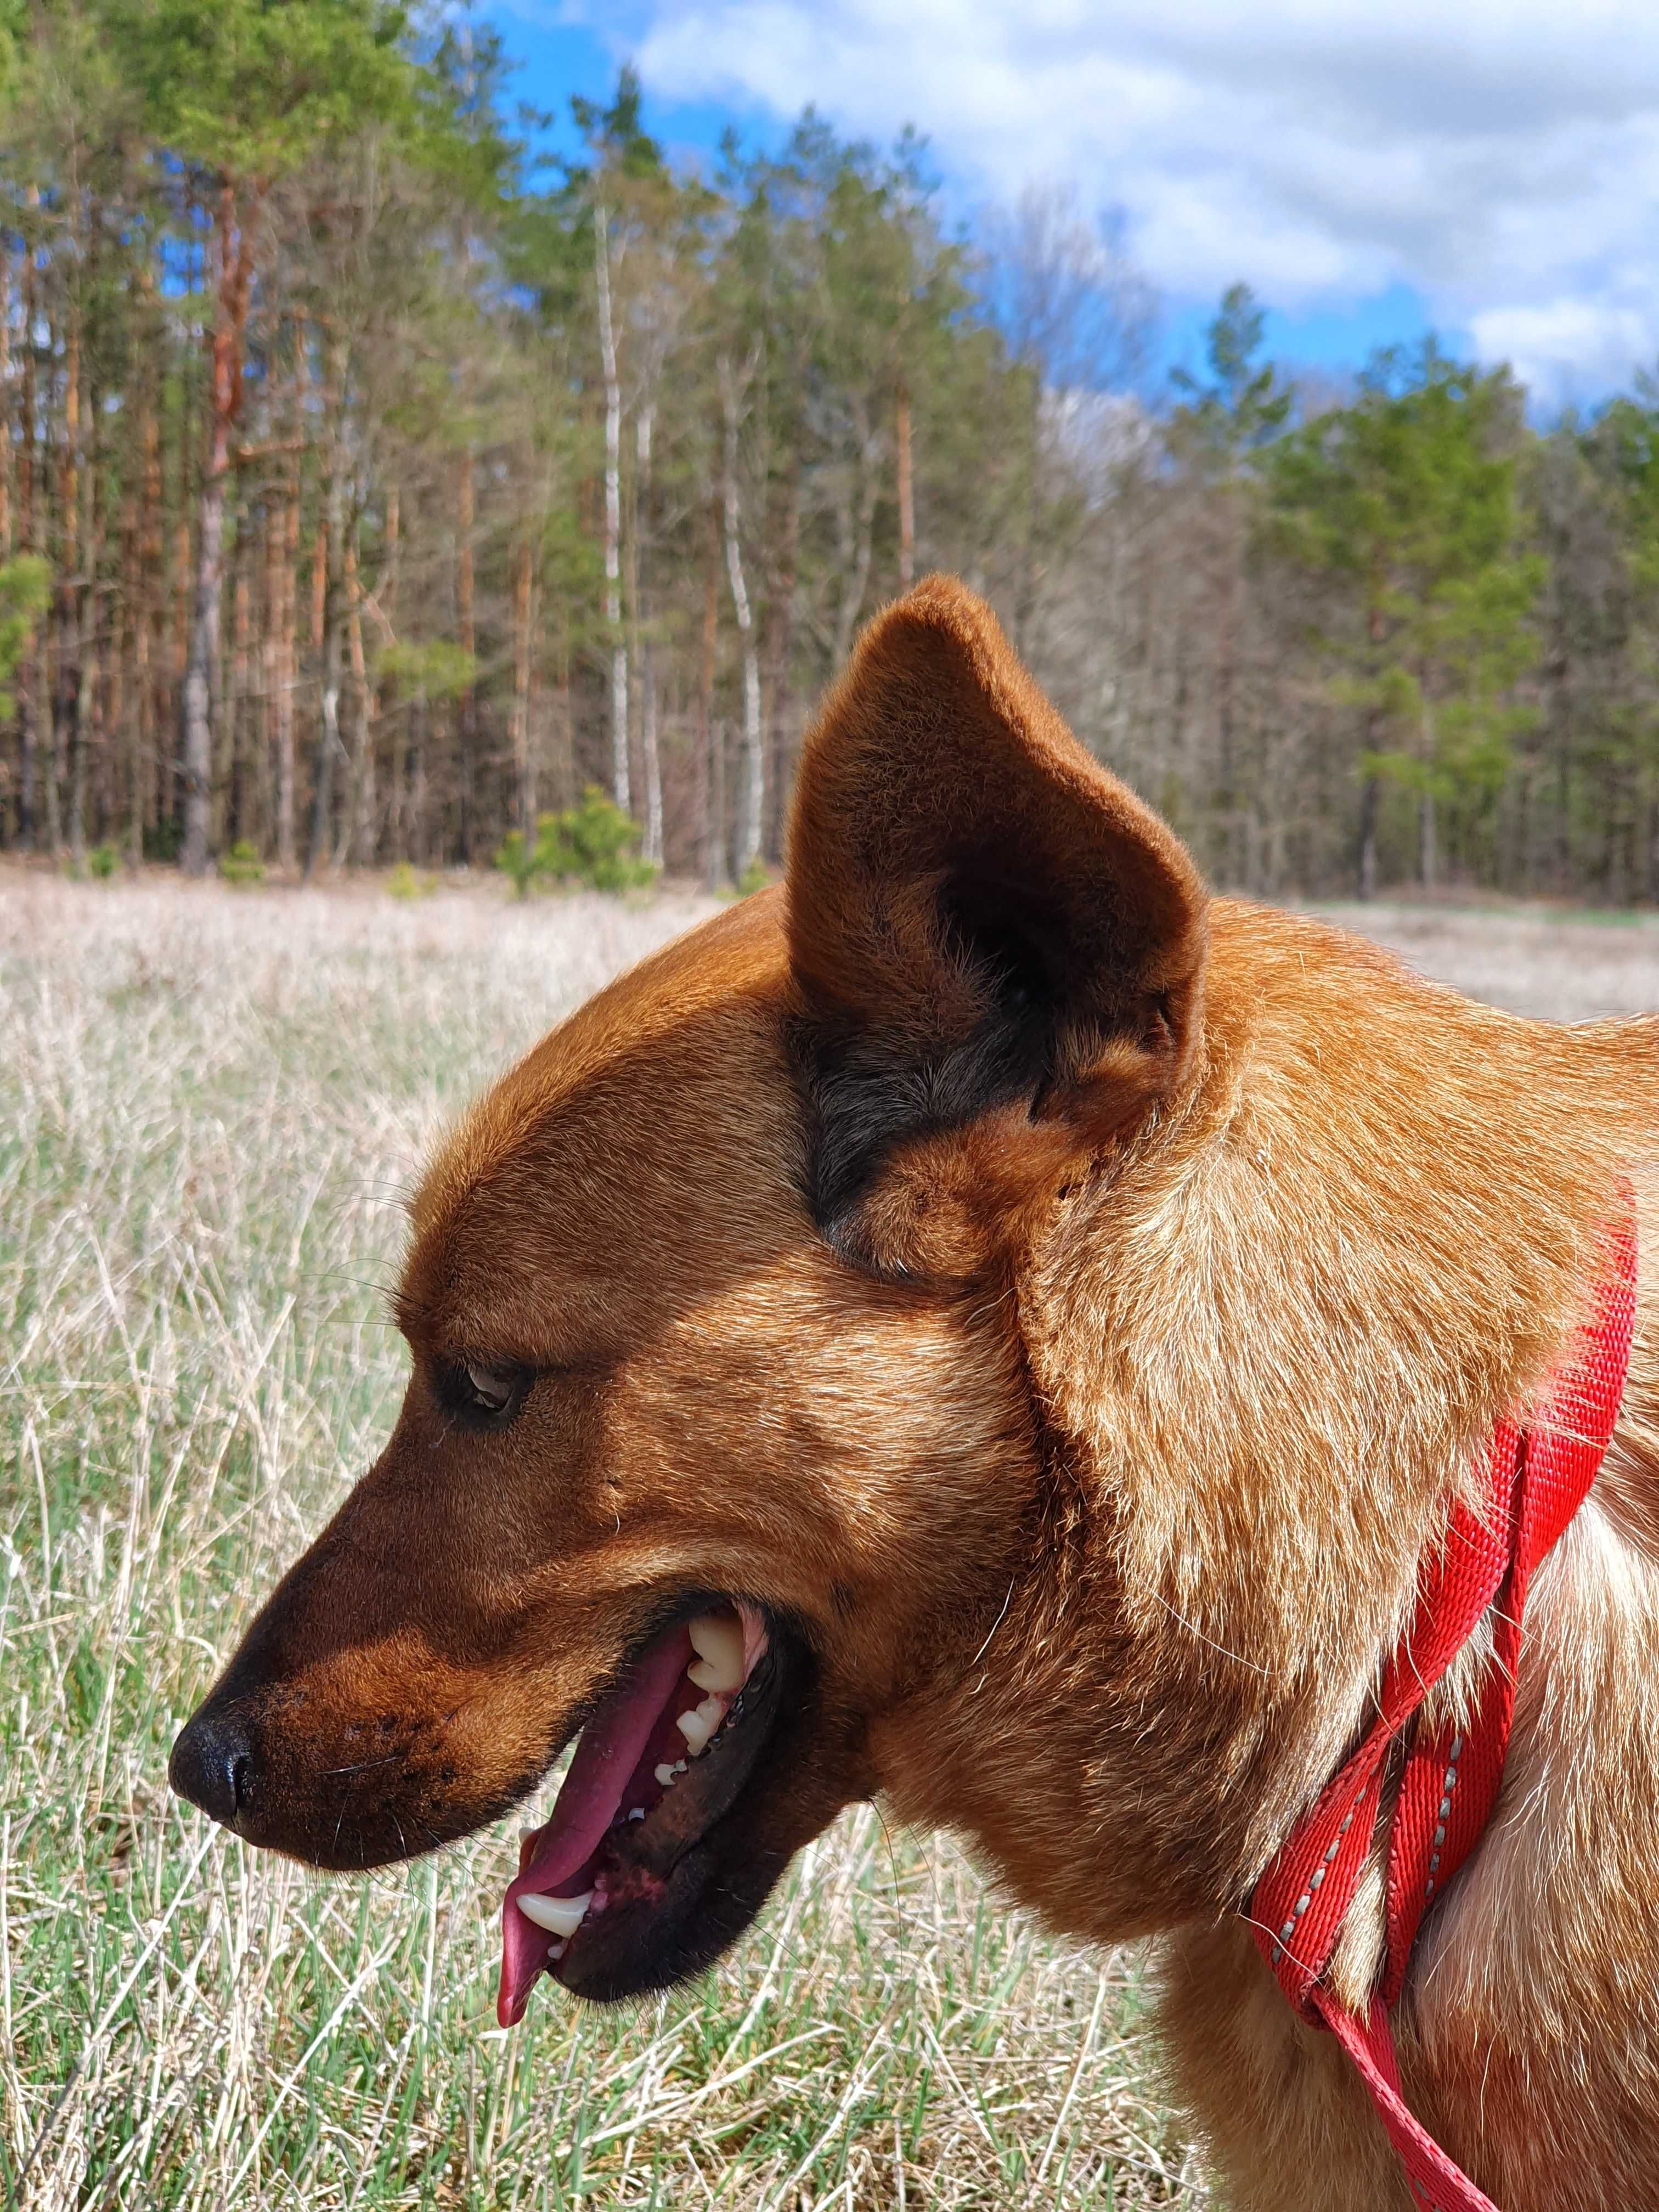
xmin=636 ymin=403 xmax=661 ymax=864
xmin=137 ymin=313 xmax=162 ymax=856
xmin=266 ymin=471 xmax=290 ymax=868
xmin=455 ymin=445 xmax=476 ymax=861
xmin=182 ymin=178 xmax=260 ymax=875
xmin=68 ymin=374 xmax=96 ymax=861
xmin=720 ymin=351 xmax=763 ymax=874
xmin=762 ymin=462 xmax=799 ymax=864
xmin=408 ymin=690 xmax=428 ymax=864
xmin=700 ymin=499 xmax=721 ymax=889
xmin=553 ymin=601 xmax=573 ymax=812
xmin=120 ymin=385 xmax=142 ymax=862
xmin=124 ymin=279 xmax=157 ymax=861
xmin=1358 ymin=600 xmax=1386 ymax=899
xmin=510 ymin=529 xmax=534 ymax=839
xmin=305 ymin=346 xmax=347 ymax=879
xmin=18 ymin=191 xmax=37 ymax=846
xmin=832 ymin=398 xmax=881 ymax=670
xmin=595 ymin=198 xmax=629 ymax=813
xmin=273 ymin=462 xmax=298 ymax=868
xmin=895 ymin=376 xmax=914 ymax=588
xmin=337 ymin=525 xmax=376 ymax=865
xmin=48 ymin=285 xmax=77 ymax=856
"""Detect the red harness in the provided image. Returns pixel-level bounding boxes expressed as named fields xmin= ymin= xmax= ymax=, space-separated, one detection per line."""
xmin=1247 ymin=1201 xmax=1637 ymax=2212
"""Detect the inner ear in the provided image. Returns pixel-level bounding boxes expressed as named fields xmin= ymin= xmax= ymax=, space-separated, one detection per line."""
xmin=785 ymin=575 xmax=1208 ymax=1277
xmin=939 ymin=867 xmax=1058 ymax=1020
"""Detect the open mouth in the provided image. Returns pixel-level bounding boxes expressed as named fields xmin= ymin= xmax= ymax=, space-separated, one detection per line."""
xmin=498 ymin=1599 xmax=781 ymax=2024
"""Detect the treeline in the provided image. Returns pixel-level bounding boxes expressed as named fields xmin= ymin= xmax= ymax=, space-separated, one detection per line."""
xmin=6 ymin=7 xmax=1659 ymax=899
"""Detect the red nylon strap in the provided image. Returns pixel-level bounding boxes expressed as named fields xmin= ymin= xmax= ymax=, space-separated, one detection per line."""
xmin=1246 ymin=1198 xmax=1637 ymax=2212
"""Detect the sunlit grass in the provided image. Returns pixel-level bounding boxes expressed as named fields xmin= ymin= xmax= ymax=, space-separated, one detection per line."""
xmin=1314 ymin=897 xmax=1659 ymax=1020
xmin=0 ymin=876 xmax=1206 ymax=2212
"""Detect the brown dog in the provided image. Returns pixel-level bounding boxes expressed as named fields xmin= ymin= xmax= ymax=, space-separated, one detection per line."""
xmin=171 ymin=577 xmax=1659 ymax=2211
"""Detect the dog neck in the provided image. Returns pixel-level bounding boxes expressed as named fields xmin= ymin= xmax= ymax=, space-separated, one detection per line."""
xmin=883 ymin=904 xmax=1656 ymax=1964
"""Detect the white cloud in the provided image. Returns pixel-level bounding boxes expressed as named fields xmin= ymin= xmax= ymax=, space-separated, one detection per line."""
xmin=1470 ymin=297 xmax=1659 ymax=411
xmin=597 ymin=0 xmax=1659 ymax=397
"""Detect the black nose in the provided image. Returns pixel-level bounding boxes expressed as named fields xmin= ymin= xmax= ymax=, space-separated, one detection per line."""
xmin=169 ymin=1707 xmax=252 ymax=1829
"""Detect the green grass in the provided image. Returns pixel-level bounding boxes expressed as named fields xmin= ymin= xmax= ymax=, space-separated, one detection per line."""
xmin=0 ymin=877 xmax=1204 ymax=2211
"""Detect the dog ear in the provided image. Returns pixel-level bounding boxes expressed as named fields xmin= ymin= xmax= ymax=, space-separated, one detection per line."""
xmin=785 ymin=574 xmax=1207 ymax=1279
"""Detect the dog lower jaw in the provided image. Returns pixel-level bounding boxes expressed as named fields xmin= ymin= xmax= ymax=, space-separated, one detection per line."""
xmin=560 ymin=1826 xmax=810 ymax=2002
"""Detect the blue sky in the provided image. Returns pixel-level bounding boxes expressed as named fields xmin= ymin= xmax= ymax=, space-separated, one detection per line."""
xmin=486 ymin=1 xmax=1659 ymax=405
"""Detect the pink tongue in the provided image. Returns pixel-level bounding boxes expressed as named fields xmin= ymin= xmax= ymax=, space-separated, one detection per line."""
xmin=497 ymin=1624 xmax=693 ymax=2027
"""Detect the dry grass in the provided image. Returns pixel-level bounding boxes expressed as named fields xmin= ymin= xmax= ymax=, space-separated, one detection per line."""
xmin=0 ymin=876 xmax=1201 ymax=2212
xmin=1319 ymin=898 xmax=1659 ymax=1021
xmin=7 ymin=874 xmax=1654 ymax=2211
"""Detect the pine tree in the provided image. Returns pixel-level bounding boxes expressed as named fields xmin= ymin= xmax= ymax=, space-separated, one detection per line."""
xmin=1268 ymin=345 xmax=1541 ymax=891
xmin=105 ymin=0 xmax=421 ymax=871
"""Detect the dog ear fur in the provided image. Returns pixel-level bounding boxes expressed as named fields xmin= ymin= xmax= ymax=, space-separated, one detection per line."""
xmin=785 ymin=574 xmax=1208 ymax=1279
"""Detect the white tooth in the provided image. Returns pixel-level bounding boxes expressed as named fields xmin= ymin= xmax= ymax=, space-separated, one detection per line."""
xmin=673 ymin=1759 xmax=687 ymax=1774
xmin=654 ymin=1762 xmax=678 ymax=1787
xmin=628 ymin=1807 xmax=645 ymax=1821
xmin=516 ymin=1891 xmax=592 ymax=1938
xmin=676 ymin=1705 xmax=716 ymax=1754
xmin=547 ymin=1939 xmax=567 ymax=1961
xmin=687 ymin=1613 xmax=746 ymax=1691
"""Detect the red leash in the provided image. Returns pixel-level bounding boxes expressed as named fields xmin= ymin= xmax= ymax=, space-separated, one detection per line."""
xmin=1248 ymin=1199 xmax=1637 ymax=2212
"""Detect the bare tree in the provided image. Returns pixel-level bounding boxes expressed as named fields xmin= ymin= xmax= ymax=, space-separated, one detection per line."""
xmin=979 ymin=182 xmax=1158 ymax=654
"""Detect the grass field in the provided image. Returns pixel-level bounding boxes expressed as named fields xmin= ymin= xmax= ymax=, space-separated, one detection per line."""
xmin=3 ymin=877 xmax=1656 ymax=2212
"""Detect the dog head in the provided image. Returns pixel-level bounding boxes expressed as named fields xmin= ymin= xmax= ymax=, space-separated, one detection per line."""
xmin=170 ymin=575 xmax=1208 ymax=2010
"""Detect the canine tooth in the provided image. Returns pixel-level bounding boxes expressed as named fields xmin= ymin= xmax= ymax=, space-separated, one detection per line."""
xmin=547 ymin=1939 xmax=567 ymax=1961
xmin=628 ymin=1806 xmax=645 ymax=1820
xmin=515 ymin=1890 xmax=591 ymax=1938
xmin=673 ymin=1759 xmax=687 ymax=1774
xmin=687 ymin=1613 xmax=746 ymax=1691
xmin=654 ymin=1762 xmax=678 ymax=1787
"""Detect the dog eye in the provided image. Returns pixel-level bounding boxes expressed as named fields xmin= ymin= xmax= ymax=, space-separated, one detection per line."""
xmin=464 ymin=1363 xmax=517 ymax=1413
xmin=436 ymin=1359 xmax=530 ymax=1424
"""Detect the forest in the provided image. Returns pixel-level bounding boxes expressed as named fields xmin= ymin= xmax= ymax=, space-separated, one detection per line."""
xmin=7 ymin=0 xmax=1659 ymax=900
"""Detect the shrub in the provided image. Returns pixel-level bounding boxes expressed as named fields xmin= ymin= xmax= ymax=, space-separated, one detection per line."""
xmin=736 ymin=857 xmax=772 ymax=898
xmin=219 ymin=839 xmax=265 ymax=887
xmin=494 ymin=788 xmax=657 ymax=898
xmin=386 ymin=861 xmax=437 ymax=901
xmin=555 ymin=788 xmax=658 ymax=893
xmin=87 ymin=843 xmax=120 ymax=881
xmin=0 ymin=554 xmax=49 ymax=721
xmin=493 ymin=828 xmax=540 ymax=901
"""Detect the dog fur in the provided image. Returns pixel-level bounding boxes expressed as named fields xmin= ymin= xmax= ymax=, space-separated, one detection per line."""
xmin=173 ymin=576 xmax=1659 ymax=2210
